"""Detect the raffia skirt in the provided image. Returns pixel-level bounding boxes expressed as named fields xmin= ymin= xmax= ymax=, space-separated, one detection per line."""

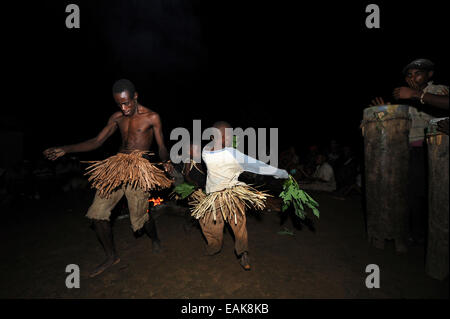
xmin=82 ymin=150 xmax=173 ymax=198
xmin=189 ymin=184 xmax=270 ymax=225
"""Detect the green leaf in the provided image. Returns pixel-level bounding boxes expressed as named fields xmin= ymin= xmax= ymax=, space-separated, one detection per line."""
xmin=294 ymin=208 xmax=306 ymax=220
xmin=297 ymin=189 xmax=308 ymax=203
xmin=278 ymin=174 xmax=320 ymax=220
xmin=305 ymin=191 xmax=319 ymax=206
xmin=233 ymin=135 xmax=239 ymax=148
xmin=311 ymin=207 xmax=320 ymax=218
xmin=173 ymin=182 xmax=196 ymax=199
xmin=293 ymin=197 xmax=304 ymax=212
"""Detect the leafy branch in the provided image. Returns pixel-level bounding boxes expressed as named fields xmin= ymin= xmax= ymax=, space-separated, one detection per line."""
xmin=279 ymin=175 xmax=320 ymax=220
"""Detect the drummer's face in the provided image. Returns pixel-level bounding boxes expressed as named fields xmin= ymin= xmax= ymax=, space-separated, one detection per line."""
xmin=405 ymin=69 xmax=433 ymax=90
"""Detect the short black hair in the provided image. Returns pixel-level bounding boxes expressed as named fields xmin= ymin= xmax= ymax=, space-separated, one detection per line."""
xmin=112 ymin=79 xmax=136 ymax=97
xmin=213 ymin=121 xmax=231 ymax=129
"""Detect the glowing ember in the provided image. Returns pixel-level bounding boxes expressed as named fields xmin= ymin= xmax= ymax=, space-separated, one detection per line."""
xmin=148 ymin=197 xmax=164 ymax=208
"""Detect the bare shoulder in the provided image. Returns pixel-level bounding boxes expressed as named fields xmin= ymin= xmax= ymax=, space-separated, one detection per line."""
xmin=138 ymin=105 xmax=161 ymax=122
xmin=108 ymin=111 xmax=123 ymax=124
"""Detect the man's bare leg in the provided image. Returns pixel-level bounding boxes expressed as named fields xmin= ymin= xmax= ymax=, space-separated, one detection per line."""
xmin=89 ymin=220 xmax=120 ymax=278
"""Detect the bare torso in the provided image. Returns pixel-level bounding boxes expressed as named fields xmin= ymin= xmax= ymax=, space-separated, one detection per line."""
xmin=113 ymin=104 xmax=156 ymax=154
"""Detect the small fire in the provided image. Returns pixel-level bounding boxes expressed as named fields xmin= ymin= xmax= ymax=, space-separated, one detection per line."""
xmin=147 ymin=197 xmax=164 ymax=212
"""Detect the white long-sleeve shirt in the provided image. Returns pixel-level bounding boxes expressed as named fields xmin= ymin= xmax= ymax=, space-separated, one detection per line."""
xmin=202 ymin=147 xmax=289 ymax=194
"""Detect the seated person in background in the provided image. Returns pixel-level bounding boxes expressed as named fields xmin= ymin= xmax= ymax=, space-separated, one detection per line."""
xmin=299 ymin=154 xmax=336 ymax=193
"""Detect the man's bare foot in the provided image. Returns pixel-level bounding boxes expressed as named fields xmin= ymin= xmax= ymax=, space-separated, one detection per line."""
xmin=89 ymin=256 xmax=121 ymax=278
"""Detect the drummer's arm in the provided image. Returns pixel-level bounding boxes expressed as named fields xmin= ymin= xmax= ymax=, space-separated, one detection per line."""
xmin=393 ymin=86 xmax=449 ymax=110
xmin=419 ymin=93 xmax=449 ymax=110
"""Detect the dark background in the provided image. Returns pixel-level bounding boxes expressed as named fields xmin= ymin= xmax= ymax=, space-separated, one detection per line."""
xmin=2 ymin=0 xmax=448 ymax=163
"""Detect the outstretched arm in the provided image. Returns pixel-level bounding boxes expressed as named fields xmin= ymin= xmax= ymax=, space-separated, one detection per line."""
xmin=418 ymin=93 xmax=449 ymax=110
xmin=230 ymin=148 xmax=289 ymax=179
xmin=393 ymin=81 xmax=449 ymax=110
xmin=43 ymin=113 xmax=119 ymax=160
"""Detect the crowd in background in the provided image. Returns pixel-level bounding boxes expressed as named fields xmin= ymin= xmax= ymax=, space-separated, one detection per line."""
xmin=279 ymin=140 xmax=362 ymax=199
xmin=0 ymin=156 xmax=89 ymax=209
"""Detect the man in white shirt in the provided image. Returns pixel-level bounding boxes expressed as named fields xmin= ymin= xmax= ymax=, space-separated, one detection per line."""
xmin=190 ymin=121 xmax=288 ymax=270
xmin=299 ymin=154 xmax=336 ymax=192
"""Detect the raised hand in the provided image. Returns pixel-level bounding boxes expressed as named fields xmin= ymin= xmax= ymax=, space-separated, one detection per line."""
xmin=370 ymin=97 xmax=390 ymax=106
xmin=163 ymin=161 xmax=174 ymax=175
xmin=393 ymin=86 xmax=420 ymax=100
xmin=406 ymin=78 xmax=420 ymax=90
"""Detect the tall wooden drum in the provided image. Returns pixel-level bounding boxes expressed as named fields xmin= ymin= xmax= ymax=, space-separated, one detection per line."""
xmin=425 ymin=118 xmax=449 ymax=280
xmin=361 ymin=105 xmax=411 ymax=252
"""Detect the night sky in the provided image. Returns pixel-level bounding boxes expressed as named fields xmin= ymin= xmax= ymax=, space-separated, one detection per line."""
xmin=3 ymin=0 xmax=448 ymax=162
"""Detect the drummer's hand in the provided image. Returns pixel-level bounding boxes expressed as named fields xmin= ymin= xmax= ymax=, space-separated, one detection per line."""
xmin=163 ymin=162 xmax=174 ymax=175
xmin=370 ymin=97 xmax=390 ymax=106
xmin=43 ymin=147 xmax=66 ymax=161
xmin=393 ymin=86 xmax=421 ymax=100
xmin=406 ymin=78 xmax=420 ymax=90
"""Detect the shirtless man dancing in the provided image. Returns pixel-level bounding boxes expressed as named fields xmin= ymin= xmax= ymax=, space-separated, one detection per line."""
xmin=43 ymin=79 xmax=173 ymax=277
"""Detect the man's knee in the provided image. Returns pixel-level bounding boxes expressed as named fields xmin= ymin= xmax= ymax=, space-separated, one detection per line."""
xmin=130 ymin=213 xmax=150 ymax=233
xmin=86 ymin=191 xmax=122 ymax=221
xmin=86 ymin=209 xmax=111 ymax=222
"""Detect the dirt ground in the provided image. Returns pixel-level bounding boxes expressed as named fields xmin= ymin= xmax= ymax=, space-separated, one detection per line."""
xmin=0 ymin=189 xmax=448 ymax=299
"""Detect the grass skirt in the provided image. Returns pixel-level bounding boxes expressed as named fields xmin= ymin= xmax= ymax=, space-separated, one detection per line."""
xmin=82 ymin=150 xmax=172 ymax=198
xmin=189 ymin=185 xmax=270 ymax=224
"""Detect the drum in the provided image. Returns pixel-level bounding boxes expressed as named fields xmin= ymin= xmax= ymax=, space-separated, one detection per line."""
xmin=361 ymin=105 xmax=411 ymax=252
xmin=425 ymin=118 xmax=449 ymax=280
